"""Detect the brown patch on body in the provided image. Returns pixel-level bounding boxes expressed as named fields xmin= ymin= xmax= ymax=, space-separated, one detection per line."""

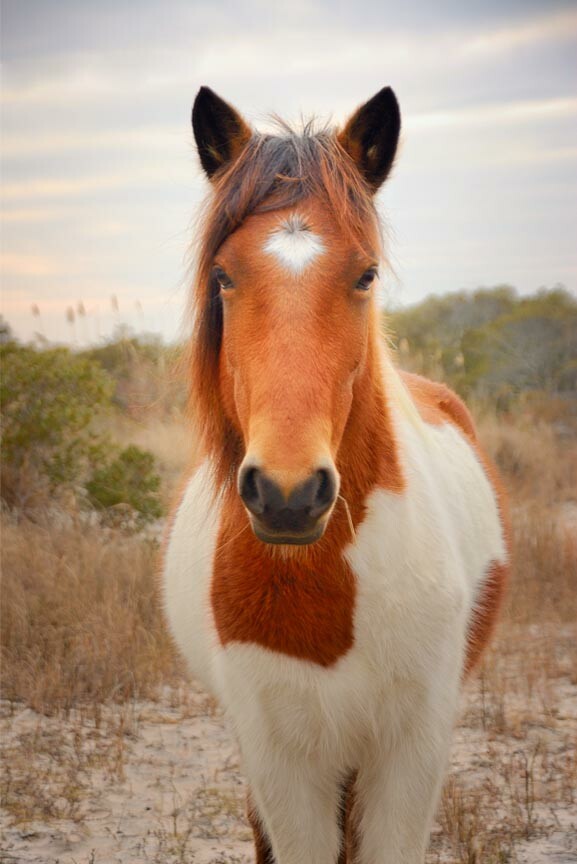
xmin=400 ymin=370 xmax=477 ymax=440
xmin=212 ymin=490 xmax=356 ymax=667
xmin=465 ymin=560 xmax=509 ymax=673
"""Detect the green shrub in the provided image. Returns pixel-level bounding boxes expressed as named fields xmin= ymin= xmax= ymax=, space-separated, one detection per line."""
xmin=86 ymin=444 xmax=163 ymax=524
xmin=0 ymin=343 xmax=113 ymax=505
xmin=388 ymin=285 xmax=577 ymax=399
xmin=1 ymin=341 xmax=164 ymax=524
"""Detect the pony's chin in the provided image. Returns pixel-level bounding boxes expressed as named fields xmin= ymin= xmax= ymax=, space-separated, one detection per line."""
xmin=251 ymin=520 xmax=326 ymax=546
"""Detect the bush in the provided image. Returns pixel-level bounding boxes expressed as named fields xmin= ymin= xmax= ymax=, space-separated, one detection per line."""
xmin=86 ymin=444 xmax=163 ymax=524
xmin=1 ymin=341 xmax=164 ymax=523
xmin=388 ymin=285 xmax=577 ymax=399
xmin=0 ymin=343 xmax=113 ymax=506
xmin=82 ymin=332 xmax=186 ymax=418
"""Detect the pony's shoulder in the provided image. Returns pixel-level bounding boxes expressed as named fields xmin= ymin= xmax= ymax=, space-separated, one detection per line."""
xmin=398 ymin=370 xmax=477 ymax=442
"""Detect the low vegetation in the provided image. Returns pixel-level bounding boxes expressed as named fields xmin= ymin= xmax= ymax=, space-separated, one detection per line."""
xmin=0 ymin=338 xmax=167 ymax=523
xmin=389 ymin=284 xmax=577 ymax=403
xmin=1 ymin=285 xmax=575 ymax=862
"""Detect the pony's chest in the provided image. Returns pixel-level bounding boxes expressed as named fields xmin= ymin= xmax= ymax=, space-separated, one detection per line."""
xmin=211 ymin=514 xmax=357 ymax=668
xmin=164 ymin=441 xmax=486 ymax=696
xmin=210 ymin=498 xmax=460 ymax=672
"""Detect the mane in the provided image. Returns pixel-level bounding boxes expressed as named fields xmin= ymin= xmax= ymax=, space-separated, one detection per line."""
xmin=189 ymin=120 xmax=381 ymax=488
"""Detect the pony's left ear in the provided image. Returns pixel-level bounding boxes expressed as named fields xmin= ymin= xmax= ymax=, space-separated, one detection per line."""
xmin=192 ymin=86 xmax=253 ymax=180
xmin=338 ymin=87 xmax=401 ymax=192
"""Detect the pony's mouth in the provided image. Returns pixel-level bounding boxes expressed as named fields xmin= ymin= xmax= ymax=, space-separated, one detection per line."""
xmin=238 ymin=462 xmax=338 ymax=545
xmin=250 ymin=517 xmax=326 ymax=546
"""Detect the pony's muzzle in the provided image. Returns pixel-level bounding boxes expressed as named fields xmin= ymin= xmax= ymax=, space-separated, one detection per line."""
xmin=238 ymin=464 xmax=338 ymax=544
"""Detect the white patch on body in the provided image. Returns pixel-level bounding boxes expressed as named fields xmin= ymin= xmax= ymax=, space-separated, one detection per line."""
xmin=162 ymin=463 xmax=221 ymax=694
xmin=264 ymin=214 xmax=325 ymax=274
xmin=163 ymin=366 xmax=508 ymax=863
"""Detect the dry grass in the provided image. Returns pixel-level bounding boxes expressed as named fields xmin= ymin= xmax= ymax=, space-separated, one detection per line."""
xmin=1 ymin=702 xmax=136 ymax=825
xmin=0 ymin=513 xmax=185 ymax=836
xmin=426 ymin=403 xmax=577 ymax=862
xmin=480 ymin=406 xmax=577 ymax=634
xmin=1 ymin=396 xmax=576 ymax=862
xmin=0 ymin=515 xmax=182 ymax=715
xmin=99 ymin=412 xmax=194 ymax=508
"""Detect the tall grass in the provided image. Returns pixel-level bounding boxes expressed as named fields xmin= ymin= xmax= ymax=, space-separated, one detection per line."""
xmin=1 ymin=515 xmax=182 ymax=715
xmin=1 ymin=382 xmax=575 ymax=855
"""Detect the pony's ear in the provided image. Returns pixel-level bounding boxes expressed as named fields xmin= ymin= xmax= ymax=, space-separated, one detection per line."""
xmin=192 ymin=86 xmax=252 ymax=180
xmin=338 ymin=87 xmax=401 ymax=192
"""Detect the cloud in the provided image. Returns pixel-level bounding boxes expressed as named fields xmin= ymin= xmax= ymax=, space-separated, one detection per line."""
xmin=462 ymin=7 xmax=577 ymax=57
xmin=0 ymin=126 xmax=185 ymax=157
xmin=1 ymin=254 xmax=60 ymax=277
xmin=1 ymin=175 xmax=131 ymax=200
xmin=0 ymin=207 xmax=68 ymax=223
xmin=2 ymin=8 xmax=576 ymax=108
xmin=406 ymin=96 xmax=577 ymax=132
xmin=1 ymin=1 xmax=575 ymax=344
xmin=1 ymin=160 xmax=191 ymax=201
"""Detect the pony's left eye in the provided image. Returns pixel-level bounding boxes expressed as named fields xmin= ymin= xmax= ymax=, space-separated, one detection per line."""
xmin=355 ymin=268 xmax=378 ymax=291
xmin=213 ymin=266 xmax=234 ymax=291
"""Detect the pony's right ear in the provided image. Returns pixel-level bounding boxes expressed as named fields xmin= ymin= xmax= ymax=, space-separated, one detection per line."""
xmin=192 ymin=87 xmax=252 ymax=180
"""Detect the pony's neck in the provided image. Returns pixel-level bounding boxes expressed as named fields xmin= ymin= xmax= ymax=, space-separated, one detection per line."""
xmin=333 ymin=324 xmax=405 ymax=536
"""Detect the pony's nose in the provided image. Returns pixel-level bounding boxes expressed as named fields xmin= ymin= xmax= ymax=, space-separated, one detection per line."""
xmin=238 ymin=465 xmax=337 ymax=541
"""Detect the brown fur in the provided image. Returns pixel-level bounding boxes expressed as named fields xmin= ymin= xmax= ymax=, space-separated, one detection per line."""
xmin=188 ymin=129 xmax=406 ymax=664
xmin=179 ymin=104 xmax=508 ymax=863
xmin=188 ymin=123 xmax=382 ymax=489
xmin=209 ymin=199 xmax=404 ymax=660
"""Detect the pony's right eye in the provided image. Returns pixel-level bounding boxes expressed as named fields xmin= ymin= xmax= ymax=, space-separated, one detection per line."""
xmin=213 ymin=266 xmax=235 ymax=291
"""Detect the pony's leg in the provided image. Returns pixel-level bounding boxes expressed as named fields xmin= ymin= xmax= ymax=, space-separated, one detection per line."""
xmin=242 ymin=747 xmax=344 ymax=864
xmin=338 ymin=773 xmax=357 ymax=864
xmin=353 ymin=709 xmax=455 ymax=864
xmin=247 ymin=790 xmax=275 ymax=864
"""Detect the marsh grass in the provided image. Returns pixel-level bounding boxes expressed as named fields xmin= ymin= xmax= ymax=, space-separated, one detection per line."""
xmin=0 ymin=515 xmax=183 ymax=714
xmin=1 ymin=395 xmax=576 ymax=861
xmin=427 ymin=403 xmax=577 ymax=862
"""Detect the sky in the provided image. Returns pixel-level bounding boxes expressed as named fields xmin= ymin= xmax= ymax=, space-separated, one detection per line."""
xmin=1 ymin=0 xmax=576 ymax=345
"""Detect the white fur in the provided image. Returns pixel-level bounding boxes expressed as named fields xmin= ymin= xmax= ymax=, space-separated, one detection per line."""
xmin=163 ymin=465 xmax=221 ymax=694
xmin=264 ymin=215 xmax=325 ymax=274
xmin=163 ymin=370 xmax=507 ymax=864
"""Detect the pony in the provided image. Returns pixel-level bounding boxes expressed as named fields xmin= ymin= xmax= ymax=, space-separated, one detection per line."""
xmin=163 ymin=85 xmax=509 ymax=864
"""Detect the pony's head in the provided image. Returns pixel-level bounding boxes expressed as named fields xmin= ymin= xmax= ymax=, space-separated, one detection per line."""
xmin=190 ymin=87 xmax=400 ymax=545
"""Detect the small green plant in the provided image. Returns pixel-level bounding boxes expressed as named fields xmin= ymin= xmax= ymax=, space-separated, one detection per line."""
xmin=0 ymin=342 xmax=112 ymax=506
xmin=86 ymin=444 xmax=163 ymax=524
xmin=1 ymin=340 xmax=163 ymax=523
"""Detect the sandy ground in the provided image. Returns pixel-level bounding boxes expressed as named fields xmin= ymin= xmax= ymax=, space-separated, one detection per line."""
xmin=1 ymin=672 xmax=576 ymax=864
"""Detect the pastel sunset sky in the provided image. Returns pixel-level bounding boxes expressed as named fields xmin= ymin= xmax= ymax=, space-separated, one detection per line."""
xmin=1 ymin=0 xmax=576 ymax=344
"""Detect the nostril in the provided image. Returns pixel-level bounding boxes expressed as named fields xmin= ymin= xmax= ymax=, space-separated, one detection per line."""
xmin=311 ymin=468 xmax=336 ymax=516
xmin=316 ymin=469 xmax=330 ymax=501
xmin=239 ymin=466 xmax=265 ymax=515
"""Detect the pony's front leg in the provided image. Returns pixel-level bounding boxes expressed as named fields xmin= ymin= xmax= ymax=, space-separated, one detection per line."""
xmin=242 ymin=743 xmax=344 ymax=864
xmin=353 ymin=703 xmax=456 ymax=864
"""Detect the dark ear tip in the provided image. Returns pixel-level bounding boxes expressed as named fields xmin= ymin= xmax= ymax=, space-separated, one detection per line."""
xmin=196 ymin=85 xmax=215 ymax=101
xmin=193 ymin=86 xmax=215 ymax=115
xmin=192 ymin=87 xmax=223 ymax=134
xmin=375 ymin=86 xmax=400 ymax=113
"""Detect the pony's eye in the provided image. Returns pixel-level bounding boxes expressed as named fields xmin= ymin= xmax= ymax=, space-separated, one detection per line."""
xmin=355 ymin=268 xmax=378 ymax=291
xmin=213 ymin=266 xmax=234 ymax=291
